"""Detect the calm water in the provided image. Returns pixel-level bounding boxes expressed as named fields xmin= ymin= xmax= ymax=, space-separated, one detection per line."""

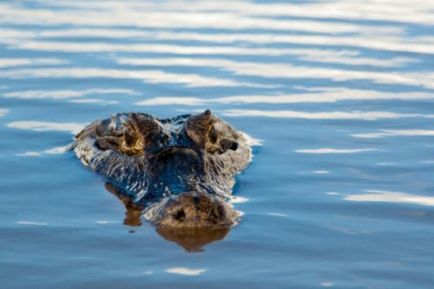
xmin=1 ymin=1 xmax=434 ymax=288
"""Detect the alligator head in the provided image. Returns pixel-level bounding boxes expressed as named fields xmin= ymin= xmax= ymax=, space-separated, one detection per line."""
xmin=73 ymin=110 xmax=251 ymax=249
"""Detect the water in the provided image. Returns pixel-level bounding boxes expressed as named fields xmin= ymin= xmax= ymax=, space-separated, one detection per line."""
xmin=1 ymin=0 xmax=434 ymax=288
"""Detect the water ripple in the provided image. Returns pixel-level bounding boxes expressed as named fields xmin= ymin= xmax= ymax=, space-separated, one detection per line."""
xmin=345 ymin=190 xmax=434 ymax=207
xmin=6 ymin=121 xmax=84 ymax=134
xmin=165 ymin=267 xmax=207 ymax=276
xmin=221 ymin=109 xmax=433 ymax=120
xmin=0 ymin=67 xmax=268 ymax=88
xmin=0 ymin=108 xmax=8 ymax=117
xmin=136 ymin=89 xmax=434 ymax=106
xmin=2 ymin=88 xmax=137 ymax=100
xmin=295 ymin=148 xmax=379 ymax=154
xmin=352 ymin=130 xmax=434 ymax=139
xmin=1 ymin=0 xmax=434 ymax=288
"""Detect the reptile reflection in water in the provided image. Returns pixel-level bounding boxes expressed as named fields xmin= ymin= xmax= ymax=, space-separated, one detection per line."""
xmin=105 ymin=183 xmax=230 ymax=252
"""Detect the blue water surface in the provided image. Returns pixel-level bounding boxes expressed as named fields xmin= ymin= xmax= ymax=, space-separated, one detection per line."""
xmin=1 ymin=1 xmax=434 ymax=288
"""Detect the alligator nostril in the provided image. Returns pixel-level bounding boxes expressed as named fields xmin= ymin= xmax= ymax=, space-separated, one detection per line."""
xmin=173 ymin=209 xmax=186 ymax=222
xmin=219 ymin=139 xmax=239 ymax=153
xmin=192 ymin=196 xmax=200 ymax=205
xmin=230 ymin=141 xmax=238 ymax=151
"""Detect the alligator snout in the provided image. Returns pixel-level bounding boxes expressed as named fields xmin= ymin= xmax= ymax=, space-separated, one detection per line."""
xmin=154 ymin=191 xmax=239 ymax=229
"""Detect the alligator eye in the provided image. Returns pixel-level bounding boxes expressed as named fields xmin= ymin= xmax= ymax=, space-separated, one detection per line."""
xmin=124 ymin=130 xmax=138 ymax=147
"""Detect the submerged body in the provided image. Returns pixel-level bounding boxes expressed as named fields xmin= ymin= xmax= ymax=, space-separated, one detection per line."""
xmin=72 ymin=110 xmax=251 ymax=230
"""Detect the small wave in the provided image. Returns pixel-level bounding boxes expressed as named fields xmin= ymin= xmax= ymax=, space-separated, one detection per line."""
xmin=7 ymin=121 xmax=84 ymax=134
xmin=165 ymin=267 xmax=207 ymax=276
xmin=296 ymin=148 xmax=379 ymax=154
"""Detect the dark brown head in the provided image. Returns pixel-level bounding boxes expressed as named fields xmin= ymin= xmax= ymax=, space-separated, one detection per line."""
xmin=74 ymin=110 xmax=250 ymax=231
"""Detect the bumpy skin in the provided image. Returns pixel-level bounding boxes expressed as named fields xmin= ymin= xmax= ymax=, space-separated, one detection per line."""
xmin=72 ymin=110 xmax=251 ymax=230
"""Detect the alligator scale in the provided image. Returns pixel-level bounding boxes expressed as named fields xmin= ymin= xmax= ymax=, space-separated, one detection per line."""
xmin=72 ymin=110 xmax=251 ymax=247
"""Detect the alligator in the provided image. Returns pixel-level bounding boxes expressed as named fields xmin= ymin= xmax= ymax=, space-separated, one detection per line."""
xmin=72 ymin=110 xmax=251 ymax=249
